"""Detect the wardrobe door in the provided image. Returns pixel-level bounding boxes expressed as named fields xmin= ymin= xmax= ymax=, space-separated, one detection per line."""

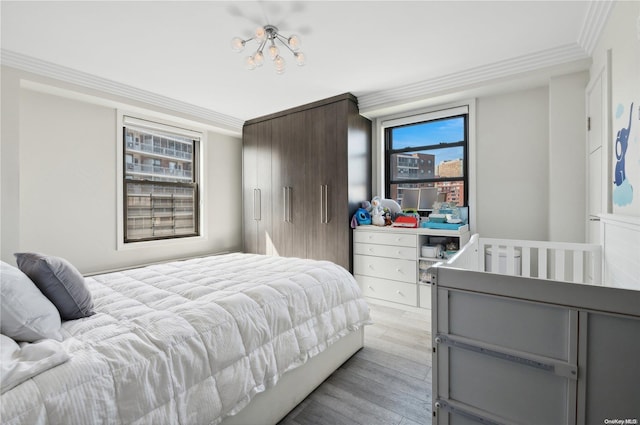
xmin=271 ymin=112 xmax=307 ymax=258
xmin=305 ymin=102 xmax=348 ymax=269
xmin=243 ymin=123 xmax=258 ymax=253
xmin=242 ymin=120 xmax=272 ymax=255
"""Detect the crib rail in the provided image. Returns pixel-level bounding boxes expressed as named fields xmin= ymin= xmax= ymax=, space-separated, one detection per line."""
xmin=444 ymin=234 xmax=480 ymax=270
xmin=441 ymin=235 xmax=602 ymax=285
xmin=479 ymin=237 xmax=602 ymax=284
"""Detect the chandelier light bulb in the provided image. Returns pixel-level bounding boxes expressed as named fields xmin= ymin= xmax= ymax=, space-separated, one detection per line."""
xmin=288 ymin=35 xmax=301 ymax=51
xmin=254 ymin=51 xmax=265 ymax=67
xmin=231 ymin=37 xmax=245 ymax=52
xmin=245 ymin=55 xmax=257 ymax=70
xmin=274 ymin=55 xmax=286 ymax=74
xmin=268 ymin=44 xmax=279 ymax=60
xmin=294 ymin=52 xmax=306 ymax=66
xmin=255 ymin=26 xmax=266 ymax=42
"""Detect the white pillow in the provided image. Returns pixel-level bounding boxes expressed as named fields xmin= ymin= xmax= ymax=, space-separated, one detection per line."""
xmin=0 ymin=261 xmax=63 ymax=342
xmin=0 ymin=334 xmax=70 ymax=394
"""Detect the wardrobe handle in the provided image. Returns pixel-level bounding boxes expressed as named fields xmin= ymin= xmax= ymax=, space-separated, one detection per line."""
xmin=288 ymin=187 xmax=293 ymax=223
xmin=320 ymin=185 xmax=325 ymax=223
xmin=283 ymin=187 xmax=288 ymax=222
xmin=253 ymin=189 xmax=261 ymax=221
xmin=324 ymin=185 xmax=329 ymax=224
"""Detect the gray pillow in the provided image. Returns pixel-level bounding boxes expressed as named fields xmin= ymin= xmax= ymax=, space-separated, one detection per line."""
xmin=14 ymin=253 xmax=95 ymax=320
xmin=0 ymin=261 xmax=63 ymax=342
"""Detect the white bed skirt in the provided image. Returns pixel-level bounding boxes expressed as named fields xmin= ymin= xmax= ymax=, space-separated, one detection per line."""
xmin=221 ymin=327 xmax=364 ymax=425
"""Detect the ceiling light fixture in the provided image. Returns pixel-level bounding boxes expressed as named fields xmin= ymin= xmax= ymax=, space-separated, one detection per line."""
xmin=231 ymin=25 xmax=305 ymax=74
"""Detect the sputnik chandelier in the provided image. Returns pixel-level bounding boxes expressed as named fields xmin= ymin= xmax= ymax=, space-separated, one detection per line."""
xmin=231 ymin=25 xmax=305 ymax=74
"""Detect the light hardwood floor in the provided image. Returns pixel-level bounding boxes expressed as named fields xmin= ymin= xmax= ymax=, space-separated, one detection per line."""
xmin=278 ymin=302 xmax=433 ymax=425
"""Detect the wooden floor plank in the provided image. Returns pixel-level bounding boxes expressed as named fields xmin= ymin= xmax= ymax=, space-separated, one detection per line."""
xmin=399 ymin=416 xmax=427 ymax=425
xmin=326 ymin=367 xmax=431 ymax=423
xmin=340 ymin=356 xmax=430 ymax=402
xmin=278 ymin=303 xmax=432 ymax=425
xmin=365 ymin=333 xmax=432 ymax=366
xmin=284 ymin=400 xmax=359 ymax=425
xmin=311 ymin=382 xmax=404 ymax=425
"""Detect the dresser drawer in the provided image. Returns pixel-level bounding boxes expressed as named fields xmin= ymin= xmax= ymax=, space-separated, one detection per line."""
xmin=354 ymin=254 xmax=416 ymax=283
xmin=353 ymin=242 xmax=416 ymax=260
xmin=356 ymin=275 xmax=417 ymax=306
xmin=354 ymin=230 xmax=417 ymax=248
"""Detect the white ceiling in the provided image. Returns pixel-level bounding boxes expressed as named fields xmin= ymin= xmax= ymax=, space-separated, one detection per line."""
xmin=1 ymin=1 xmax=610 ymax=129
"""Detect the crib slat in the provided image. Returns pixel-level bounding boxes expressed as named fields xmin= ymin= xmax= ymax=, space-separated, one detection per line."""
xmin=573 ymin=251 xmax=583 ymax=283
xmin=538 ymin=249 xmax=548 ymax=279
xmin=491 ymin=244 xmax=499 ymax=273
xmin=521 ymin=247 xmax=531 ymax=277
xmin=506 ymin=245 xmax=515 ymax=275
xmin=480 ymin=242 xmax=488 ymax=271
xmin=476 ymin=237 xmax=602 ymax=284
xmin=555 ymin=250 xmax=565 ymax=281
xmin=592 ymin=250 xmax=602 ymax=284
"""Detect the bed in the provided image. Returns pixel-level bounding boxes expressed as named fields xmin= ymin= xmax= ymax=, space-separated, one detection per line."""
xmin=1 ymin=252 xmax=371 ymax=425
xmin=429 ymin=217 xmax=640 ymax=424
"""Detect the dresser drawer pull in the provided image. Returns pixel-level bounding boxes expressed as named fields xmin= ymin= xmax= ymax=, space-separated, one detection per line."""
xmin=369 ymin=265 xmax=374 ymax=269
xmin=396 ymin=290 xmax=403 ymax=295
xmin=396 ymin=268 xmax=403 ymax=273
xmin=368 ymin=285 xmax=374 ymax=290
xmin=368 ymin=248 xmax=374 ymax=252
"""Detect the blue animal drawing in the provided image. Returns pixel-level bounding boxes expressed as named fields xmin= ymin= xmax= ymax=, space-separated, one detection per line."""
xmin=614 ymin=102 xmax=633 ymax=186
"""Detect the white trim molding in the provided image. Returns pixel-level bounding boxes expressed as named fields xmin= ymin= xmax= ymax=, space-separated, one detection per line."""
xmin=2 ymin=0 xmax=612 ymax=131
xmin=1 ymin=49 xmax=244 ymax=132
xmin=577 ymin=0 xmax=615 ymax=55
xmin=358 ymin=1 xmax=613 ymax=116
xmin=358 ymin=43 xmax=589 ymax=115
xmin=373 ymin=99 xmax=477 ymax=233
xmin=116 ymin=109 xmax=209 ymax=252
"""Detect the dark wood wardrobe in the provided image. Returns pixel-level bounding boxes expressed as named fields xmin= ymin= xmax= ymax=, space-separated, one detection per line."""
xmin=242 ymin=93 xmax=371 ymax=271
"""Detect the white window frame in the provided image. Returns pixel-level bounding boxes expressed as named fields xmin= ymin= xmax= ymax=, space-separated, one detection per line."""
xmin=373 ymin=100 xmax=477 ymax=231
xmin=116 ymin=111 xmax=207 ymax=251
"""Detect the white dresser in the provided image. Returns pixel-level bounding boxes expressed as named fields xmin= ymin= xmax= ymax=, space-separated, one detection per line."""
xmin=353 ymin=225 xmax=470 ymax=311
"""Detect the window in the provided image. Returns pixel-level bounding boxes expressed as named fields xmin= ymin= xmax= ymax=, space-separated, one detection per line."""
xmin=385 ymin=107 xmax=468 ymax=209
xmin=122 ymin=116 xmax=200 ymax=243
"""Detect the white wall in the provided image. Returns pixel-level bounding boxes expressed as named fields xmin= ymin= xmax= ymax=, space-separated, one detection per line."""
xmin=591 ymin=0 xmax=640 ymax=217
xmin=548 ymin=71 xmax=590 ymax=242
xmin=588 ymin=1 xmax=640 ymax=288
xmin=371 ymin=72 xmax=588 ymax=242
xmin=1 ymin=66 xmax=243 ymax=274
xmin=475 ymin=87 xmax=550 ymax=240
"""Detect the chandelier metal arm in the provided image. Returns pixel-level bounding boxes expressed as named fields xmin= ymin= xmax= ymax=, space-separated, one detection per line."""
xmin=274 ymin=34 xmax=296 ymax=54
xmin=256 ymin=38 xmax=267 ymax=54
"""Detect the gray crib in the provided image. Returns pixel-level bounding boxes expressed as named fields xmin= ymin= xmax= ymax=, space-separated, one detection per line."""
xmin=430 ymin=233 xmax=640 ymax=425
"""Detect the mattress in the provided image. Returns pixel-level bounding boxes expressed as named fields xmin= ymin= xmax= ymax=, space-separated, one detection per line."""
xmin=1 ymin=253 xmax=371 ymax=424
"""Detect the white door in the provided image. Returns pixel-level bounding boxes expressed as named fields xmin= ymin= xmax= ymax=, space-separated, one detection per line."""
xmin=586 ymin=66 xmax=610 ymax=239
xmin=588 ymin=148 xmax=602 ymax=243
xmin=585 ymin=57 xmax=610 ymax=282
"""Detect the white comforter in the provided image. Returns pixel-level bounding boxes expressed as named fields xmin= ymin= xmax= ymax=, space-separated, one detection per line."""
xmin=1 ymin=253 xmax=371 ymax=425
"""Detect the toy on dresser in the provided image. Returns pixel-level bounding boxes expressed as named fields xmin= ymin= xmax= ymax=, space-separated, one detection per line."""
xmin=350 ymin=197 xmax=403 ymax=228
xmin=370 ymin=196 xmax=385 ymax=226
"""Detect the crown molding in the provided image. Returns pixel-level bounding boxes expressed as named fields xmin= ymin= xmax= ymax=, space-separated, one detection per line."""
xmin=1 ymin=49 xmax=244 ymax=132
xmin=358 ymin=43 xmax=590 ymax=115
xmin=359 ymin=0 xmax=615 ymax=117
xmin=4 ymin=0 xmax=611 ymax=130
xmin=577 ymin=0 xmax=615 ymax=55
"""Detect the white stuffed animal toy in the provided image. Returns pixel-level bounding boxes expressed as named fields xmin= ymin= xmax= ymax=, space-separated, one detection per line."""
xmin=370 ymin=196 xmax=385 ymax=226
